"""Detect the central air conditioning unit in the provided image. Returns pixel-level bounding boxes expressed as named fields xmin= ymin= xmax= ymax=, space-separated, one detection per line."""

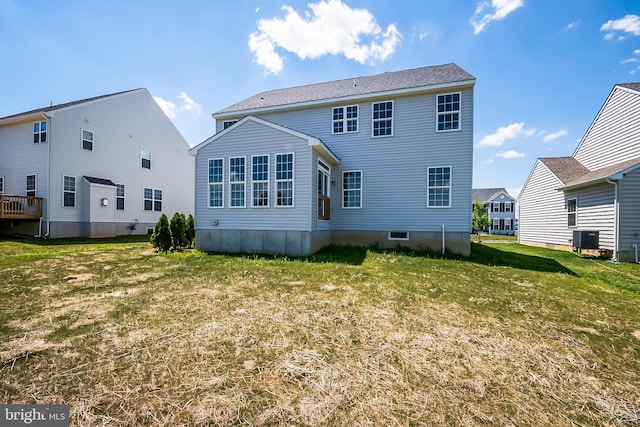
xmin=573 ymin=230 xmax=599 ymax=249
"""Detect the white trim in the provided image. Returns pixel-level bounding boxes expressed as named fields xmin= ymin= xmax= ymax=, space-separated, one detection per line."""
xmin=208 ymin=158 xmax=224 ymax=209
xmin=435 ymin=92 xmax=461 ymax=132
xmin=331 ymin=104 xmax=359 ymax=134
xmin=427 ymin=165 xmax=452 ymax=208
xmin=141 ymin=147 xmax=152 ymax=169
xmin=116 ymin=183 xmax=125 ymax=211
xmin=251 ymin=154 xmax=270 ymax=208
xmin=81 ymin=128 xmax=94 ymax=151
xmin=33 ymin=120 xmax=47 ymax=144
xmin=275 ymin=152 xmax=295 ymax=208
xmin=342 ymin=170 xmax=363 ymax=209
xmin=567 ymin=197 xmax=577 ymax=228
xmin=371 ymin=100 xmax=394 ymax=138
xmin=26 ymin=173 xmax=37 ymax=196
xmin=143 ymin=187 xmax=153 ymax=211
xmin=229 ymin=156 xmax=246 ymax=208
xmin=62 ymin=174 xmax=76 ymax=208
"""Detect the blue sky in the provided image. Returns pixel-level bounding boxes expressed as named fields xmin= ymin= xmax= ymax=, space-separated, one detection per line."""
xmin=1 ymin=0 xmax=639 ymax=196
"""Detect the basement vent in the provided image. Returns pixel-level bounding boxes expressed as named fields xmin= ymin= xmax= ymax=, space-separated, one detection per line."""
xmin=388 ymin=231 xmax=409 ymax=241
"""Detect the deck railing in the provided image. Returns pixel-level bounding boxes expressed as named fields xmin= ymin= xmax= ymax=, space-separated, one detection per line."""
xmin=318 ymin=194 xmax=331 ymax=220
xmin=0 ymin=195 xmax=43 ymax=220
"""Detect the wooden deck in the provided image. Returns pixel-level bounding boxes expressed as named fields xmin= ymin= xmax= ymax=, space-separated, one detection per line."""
xmin=0 ymin=195 xmax=43 ymax=220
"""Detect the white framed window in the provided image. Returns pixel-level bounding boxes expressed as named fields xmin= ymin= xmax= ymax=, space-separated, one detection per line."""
xmin=567 ymin=198 xmax=577 ymax=227
xmin=141 ymin=147 xmax=152 ymax=169
xmin=223 ymin=120 xmax=238 ymax=130
xmin=229 ymin=157 xmax=246 ymax=208
xmin=33 ymin=121 xmax=47 ymax=143
xmin=493 ymin=218 xmax=500 ymax=230
xmin=276 ymin=153 xmax=294 ymax=207
xmin=0 ymin=176 xmax=4 ymax=194
xmin=208 ymin=158 xmax=223 ymax=208
xmin=332 ymin=105 xmax=358 ymax=134
xmin=427 ymin=166 xmax=451 ymax=208
xmin=389 ymin=231 xmax=409 ymax=240
xmin=26 ymin=174 xmax=36 ymax=197
xmin=342 ymin=170 xmax=362 ymax=208
xmin=252 ymin=155 xmax=269 ymax=207
xmin=372 ymin=101 xmax=393 ymax=137
xmin=505 ymin=201 xmax=512 ymax=212
xmin=82 ymin=129 xmax=94 ymax=151
xmin=63 ymin=175 xmax=76 ymax=207
xmin=153 ymin=189 xmax=162 ymax=211
xmin=143 ymin=188 xmax=153 ymax=211
xmin=437 ymin=92 xmax=460 ymax=131
xmin=116 ymin=184 xmax=125 ymax=210
xmin=505 ymin=218 xmax=512 ymax=230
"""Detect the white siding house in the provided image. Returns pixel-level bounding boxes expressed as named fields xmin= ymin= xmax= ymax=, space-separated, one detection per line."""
xmin=0 ymin=89 xmax=194 ymax=238
xmin=472 ymin=188 xmax=516 ymax=235
xmin=518 ymin=83 xmax=640 ymax=262
xmin=190 ymin=63 xmax=476 ymax=256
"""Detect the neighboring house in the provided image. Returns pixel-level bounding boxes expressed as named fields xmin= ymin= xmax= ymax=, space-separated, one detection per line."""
xmin=189 ymin=63 xmax=476 ymax=256
xmin=472 ymin=188 xmax=516 ymax=235
xmin=0 ymin=89 xmax=194 ymax=238
xmin=518 ymin=83 xmax=640 ymax=262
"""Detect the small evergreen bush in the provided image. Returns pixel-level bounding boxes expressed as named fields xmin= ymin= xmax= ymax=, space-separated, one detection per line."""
xmin=170 ymin=212 xmax=188 ymax=251
xmin=151 ymin=213 xmax=172 ymax=253
xmin=186 ymin=214 xmax=195 ymax=248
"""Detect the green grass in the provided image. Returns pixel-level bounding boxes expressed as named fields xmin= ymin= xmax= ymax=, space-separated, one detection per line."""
xmin=0 ymin=237 xmax=638 ymax=426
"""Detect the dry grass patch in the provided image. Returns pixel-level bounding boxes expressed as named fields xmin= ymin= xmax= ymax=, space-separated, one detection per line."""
xmin=0 ymin=240 xmax=639 ymax=425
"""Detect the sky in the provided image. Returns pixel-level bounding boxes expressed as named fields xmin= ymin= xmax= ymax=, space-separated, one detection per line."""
xmin=1 ymin=0 xmax=639 ymax=197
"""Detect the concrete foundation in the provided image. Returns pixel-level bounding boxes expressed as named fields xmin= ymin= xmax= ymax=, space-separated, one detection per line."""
xmin=1 ymin=220 xmax=155 ymax=239
xmin=196 ymin=228 xmax=470 ymax=257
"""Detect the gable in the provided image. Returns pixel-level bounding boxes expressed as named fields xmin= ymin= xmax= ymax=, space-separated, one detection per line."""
xmin=573 ymin=85 xmax=640 ymax=169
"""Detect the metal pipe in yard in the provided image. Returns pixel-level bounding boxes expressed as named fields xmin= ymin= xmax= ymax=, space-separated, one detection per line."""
xmin=633 ymin=243 xmax=639 ymax=264
xmin=441 ymin=224 xmax=445 ymax=255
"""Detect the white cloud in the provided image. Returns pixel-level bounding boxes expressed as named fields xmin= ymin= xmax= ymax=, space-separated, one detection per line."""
xmin=477 ymin=122 xmax=535 ymax=147
xmin=542 ymin=129 xmax=568 ymax=142
xmin=179 ymin=92 xmax=203 ymax=116
xmin=248 ymin=0 xmax=402 ymax=75
xmin=635 ymin=49 xmax=640 ymax=55
xmin=622 ymin=58 xmax=639 ymax=64
xmin=153 ymin=96 xmax=177 ymax=119
xmin=154 ymin=93 xmax=202 ymax=119
xmin=506 ymin=186 xmax=521 ymax=198
xmin=601 ymin=14 xmax=640 ymax=40
xmin=565 ymin=20 xmax=579 ymax=30
xmin=496 ymin=150 xmax=526 ymax=159
xmin=469 ymin=0 xmax=524 ymax=35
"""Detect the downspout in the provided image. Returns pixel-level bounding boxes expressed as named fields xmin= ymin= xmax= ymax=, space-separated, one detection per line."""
xmin=632 ymin=243 xmax=639 ymax=264
xmin=34 ymin=113 xmax=51 ymax=238
xmin=606 ymin=179 xmax=618 ymax=261
xmin=441 ymin=224 xmax=445 ymax=255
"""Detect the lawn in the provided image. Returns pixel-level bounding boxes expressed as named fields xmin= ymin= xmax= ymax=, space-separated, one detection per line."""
xmin=0 ymin=237 xmax=639 ymax=426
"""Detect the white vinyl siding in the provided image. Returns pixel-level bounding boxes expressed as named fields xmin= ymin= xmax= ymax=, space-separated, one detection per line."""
xmin=208 ymin=158 xmax=223 ymax=208
xmin=574 ymin=87 xmax=640 ymax=170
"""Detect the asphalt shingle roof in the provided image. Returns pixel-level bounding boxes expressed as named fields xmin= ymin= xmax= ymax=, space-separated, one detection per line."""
xmin=539 ymin=157 xmax=590 ymax=185
xmin=0 ymin=89 xmax=141 ymax=121
xmin=472 ymin=188 xmax=510 ymax=202
xmin=618 ymin=82 xmax=640 ymax=92
xmin=83 ymin=176 xmax=116 ymax=186
xmin=215 ymin=63 xmax=475 ymax=115
xmin=562 ymin=157 xmax=640 ymax=188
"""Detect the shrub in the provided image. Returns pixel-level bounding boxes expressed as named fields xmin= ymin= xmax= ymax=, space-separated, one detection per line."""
xmin=151 ymin=214 xmax=172 ymax=253
xmin=170 ymin=212 xmax=188 ymax=251
xmin=186 ymin=214 xmax=195 ymax=248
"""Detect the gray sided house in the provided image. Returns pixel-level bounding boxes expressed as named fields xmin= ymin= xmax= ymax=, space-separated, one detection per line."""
xmin=518 ymin=83 xmax=640 ymax=262
xmin=190 ymin=63 xmax=476 ymax=256
xmin=472 ymin=188 xmax=516 ymax=235
xmin=0 ymin=89 xmax=194 ymax=238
